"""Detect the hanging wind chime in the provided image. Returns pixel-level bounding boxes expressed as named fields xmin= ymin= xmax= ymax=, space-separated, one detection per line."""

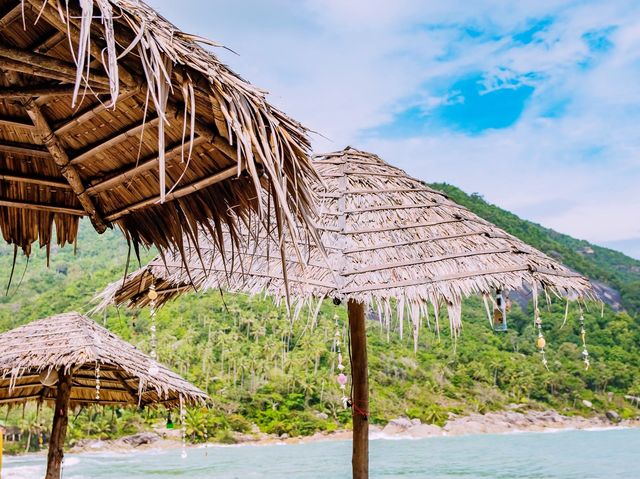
xmin=333 ymin=304 xmax=350 ymax=409
xmin=95 ymin=361 xmax=101 ymax=401
xmin=533 ymin=296 xmax=549 ymax=369
xmin=148 ymin=284 xmax=158 ymax=361
xmin=579 ymin=306 xmax=590 ymax=369
xmin=180 ymin=395 xmax=187 ymax=459
xmin=147 ymin=284 xmax=161 ymax=377
xmin=492 ymin=289 xmax=509 ymax=332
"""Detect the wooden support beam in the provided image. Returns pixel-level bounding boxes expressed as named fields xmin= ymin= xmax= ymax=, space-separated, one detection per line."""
xmin=22 ymin=98 xmax=109 ymax=232
xmin=69 ymin=383 xmax=130 ymax=394
xmin=115 ymin=372 xmax=139 ymax=403
xmin=45 ymin=372 xmax=71 ymax=479
xmin=26 ymin=0 xmax=242 ymax=167
xmin=86 ymin=136 xmax=206 ymax=195
xmin=0 ymin=141 xmax=50 ymax=158
xmin=0 ymin=4 xmax=22 ymax=30
xmin=0 ymin=198 xmax=86 ymax=216
xmin=0 ymin=172 xmax=71 ymax=189
xmin=0 ymin=85 xmax=110 ymax=99
xmin=0 ymin=394 xmax=42 ymax=405
xmin=0 ymin=116 xmax=36 ymax=130
xmin=54 ymin=88 xmax=140 ymax=136
xmin=32 ymin=31 xmax=66 ymax=55
xmin=348 ymin=300 xmax=369 ymax=479
xmin=70 ymin=115 xmax=161 ymax=165
xmin=7 ymin=382 xmax=126 ymax=394
xmin=1 ymin=57 xmax=82 ymax=86
xmin=104 ymin=164 xmax=238 ymax=222
xmin=0 ymin=44 xmax=110 ymax=86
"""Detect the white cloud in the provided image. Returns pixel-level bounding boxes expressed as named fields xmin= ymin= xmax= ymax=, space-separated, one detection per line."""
xmin=147 ymin=0 xmax=640 ymax=256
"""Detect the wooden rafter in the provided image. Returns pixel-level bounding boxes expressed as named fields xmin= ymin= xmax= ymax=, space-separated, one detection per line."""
xmin=342 ymin=265 xmax=534 ymax=294
xmin=0 ymin=172 xmax=71 ymax=189
xmin=115 ymin=371 xmax=140 ymax=403
xmin=0 ymin=85 xmax=110 ymax=99
xmin=54 ymin=88 xmax=140 ymax=136
xmin=86 ymin=136 xmax=207 ymax=195
xmin=0 ymin=198 xmax=86 ymax=216
xmin=70 ymin=115 xmax=161 ymax=165
xmin=0 ymin=44 xmax=110 ymax=86
xmin=343 ymin=230 xmax=503 ymax=254
xmin=22 ymin=98 xmax=109 ymax=232
xmin=1 ymin=58 xmax=82 ymax=85
xmin=0 ymin=115 xmax=36 ymax=130
xmin=32 ymin=31 xmax=66 ymax=54
xmin=30 ymin=0 xmax=240 ymax=164
xmin=0 ymin=4 xmax=22 ymax=30
xmin=104 ymin=164 xmax=238 ymax=222
xmin=0 ymin=140 xmax=51 ymax=158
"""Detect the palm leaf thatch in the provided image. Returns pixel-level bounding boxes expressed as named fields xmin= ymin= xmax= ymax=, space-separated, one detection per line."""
xmin=0 ymin=312 xmax=207 ymax=407
xmin=96 ymin=147 xmax=595 ymax=334
xmin=0 ymin=0 xmax=317 ymax=261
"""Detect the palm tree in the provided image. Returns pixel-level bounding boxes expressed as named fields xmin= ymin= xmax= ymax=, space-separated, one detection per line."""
xmin=185 ymin=408 xmax=207 ymax=442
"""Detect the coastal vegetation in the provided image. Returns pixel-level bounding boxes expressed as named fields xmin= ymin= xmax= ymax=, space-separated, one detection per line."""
xmin=1 ymin=186 xmax=638 ymax=454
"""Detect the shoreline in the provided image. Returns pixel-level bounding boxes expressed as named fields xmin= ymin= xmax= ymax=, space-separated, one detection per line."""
xmin=67 ymin=408 xmax=640 ymax=455
xmin=6 ymin=409 xmax=639 ymax=459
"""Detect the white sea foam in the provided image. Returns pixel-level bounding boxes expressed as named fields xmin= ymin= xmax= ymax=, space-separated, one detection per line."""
xmin=2 ymin=464 xmax=44 ymax=479
xmin=64 ymin=456 xmax=81 ymax=467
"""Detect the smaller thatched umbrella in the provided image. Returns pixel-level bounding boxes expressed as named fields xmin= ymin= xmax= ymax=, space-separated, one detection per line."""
xmin=0 ymin=312 xmax=207 ymax=479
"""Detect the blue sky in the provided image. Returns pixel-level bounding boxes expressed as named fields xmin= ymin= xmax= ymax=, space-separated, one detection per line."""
xmin=149 ymin=0 xmax=640 ymax=259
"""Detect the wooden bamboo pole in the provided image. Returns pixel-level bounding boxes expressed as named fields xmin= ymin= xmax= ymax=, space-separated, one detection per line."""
xmin=0 ymin=44 xmax=110 ymax=86
xmin=0 ymin=85 xmax=110 ymax=99
xmin=0 ymin=141 xmax=50 ymax=158
xmin=0 ymin=3 xmax=22 ymax=29
xmin=22 ymin=98 xmax=109 ymax=232
xmin=0 ymin=198 xmax=86 ymax=216
xmin=45 ymin=372 xmax=72 ymax=479
xmin=0 ymin=172 xmax=72 ymax=189
xmin=348 ymin=300 xmax=369 ymax=479
xmin=0 ymin=116 xmax=36 ymax=130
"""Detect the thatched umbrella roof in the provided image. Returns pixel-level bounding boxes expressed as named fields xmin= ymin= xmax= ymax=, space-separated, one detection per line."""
xmin=95 ymin=147 xmax=595 ymax=479
xmin=0 ymin=0 xmax=317 ymax=258
xmin=97 ymin=147 xmax=594 ymax=332
xmin=0 ymin=312 xmax=207 ymax=408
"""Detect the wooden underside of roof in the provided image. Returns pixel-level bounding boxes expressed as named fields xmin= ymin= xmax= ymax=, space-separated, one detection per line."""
xmin=0 ymin=0 xmax=315 ymax=258
xmin=0 ymin=366 xmax=195 ymax=408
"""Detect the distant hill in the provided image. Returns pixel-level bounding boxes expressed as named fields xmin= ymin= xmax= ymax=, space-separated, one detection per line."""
xmin=429 ymin=183 xmax=640 ymax=315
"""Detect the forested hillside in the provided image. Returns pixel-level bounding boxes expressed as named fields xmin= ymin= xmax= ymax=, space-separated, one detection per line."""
xmin=0 ymin=185 xmax=638 ymax=452
xmin=431 ymin=183 xmax=640 ymax=314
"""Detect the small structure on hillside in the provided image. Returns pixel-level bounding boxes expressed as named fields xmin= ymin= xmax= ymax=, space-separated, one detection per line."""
xmin=0 ymin=312 xmax=207 ymax=479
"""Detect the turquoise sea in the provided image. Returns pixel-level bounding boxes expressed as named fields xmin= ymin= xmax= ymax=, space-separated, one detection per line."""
xmin=3 ymin=428 xmax=639 ymax=478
